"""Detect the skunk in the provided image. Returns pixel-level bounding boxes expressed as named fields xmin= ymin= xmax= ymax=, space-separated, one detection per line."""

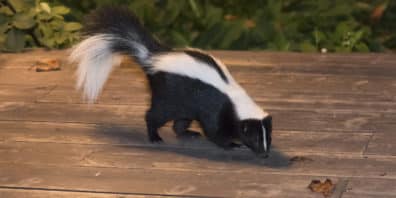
xmin=70 ymin=7 xmax=272 ymax=157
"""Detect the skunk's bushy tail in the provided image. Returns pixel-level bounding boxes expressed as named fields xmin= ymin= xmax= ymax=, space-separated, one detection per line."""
xmin=70 ymin=7 xmax=169 ymax=102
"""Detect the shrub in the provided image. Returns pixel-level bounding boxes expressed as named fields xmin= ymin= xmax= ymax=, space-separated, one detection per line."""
xmin=2 ymin=0 xmax=396 ymax=52
xmin=0 ymin=0 xmax=82 ymax=52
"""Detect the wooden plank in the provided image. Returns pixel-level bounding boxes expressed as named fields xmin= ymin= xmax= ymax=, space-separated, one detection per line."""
xmin=3 ymin=50 xmax=395 ymax=71
xmin=0 ymin=102 xmax=392 ymax=133
xmin=3 ymin=52 xmax=396 ymax=95
xmin=365 ymin=133 xmax=396 ymax=156
xmin=2 ymin=50 xmax=396 ymax=197
xmin=0 ymin=49 xmax=68 ymax=69
xmin=342 ymin=178 xmax=396 ymax=198
xmin=233 ymin=72 xmax=396 ymax=95
xmin=343 ymin=194 xmax=396 ymax=198
xmin=0 ymin=102 xmax=146 ymax=125
xmin=0 ymin=188 xmax=167 ymax=198
xmin=0 ymin=163 xmax=326 ymax=198
xmin=0 ymin=120 xmax=371 ymax=155
xmin=211 ymin=51 xmax=396 ymax=68
xmin=0 ymin=85 xmax=55 ymax=102
xmin=0 ymin=63 xmax=140 ymax=86
xmin=2 ymin=141 xmax=395 ymax=179
xmin=38 ymin=85 xmax=396 ymax=114
xmin=229 ymin=63 xmax=396 ymax=78
xmin=0 ymin=68 xmax=70 ymax=86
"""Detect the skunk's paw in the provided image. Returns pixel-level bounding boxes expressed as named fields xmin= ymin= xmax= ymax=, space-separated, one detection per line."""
xmin=149 ymin=135 xmax=163 ymax=143
xmin=177 ymin=130 xmax=201 ymax=139
xmin=228 ymin=142 xmax=243 ymax=148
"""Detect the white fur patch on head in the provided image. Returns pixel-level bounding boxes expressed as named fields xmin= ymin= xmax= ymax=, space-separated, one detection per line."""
xmin=70 ymin=34 xmax=123 ymax=102
xmin=151 ymin=50 xmax=268 ymax=120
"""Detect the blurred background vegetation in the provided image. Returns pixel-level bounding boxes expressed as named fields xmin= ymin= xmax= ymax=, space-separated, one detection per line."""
xmin=1 ymin=0 xmax=395 ymax=52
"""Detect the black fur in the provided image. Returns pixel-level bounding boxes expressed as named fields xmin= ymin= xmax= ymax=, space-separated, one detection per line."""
xmin=81 ymin=7 xmax=272 ymax=156
xmin=84 ymin=6 xmax=170 ymax=65
xmin=145 ymin=72 xmax=238 ymax=148
xmin=184 ymin=50 xmax=229 ymax=83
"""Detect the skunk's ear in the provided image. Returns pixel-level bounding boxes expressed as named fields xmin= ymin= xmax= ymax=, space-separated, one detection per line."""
xmin=263 ymin=115 xmax=272 ymax=123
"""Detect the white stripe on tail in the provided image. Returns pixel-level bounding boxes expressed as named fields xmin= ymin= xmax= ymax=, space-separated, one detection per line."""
xmin=70 ymin=35 xmax=124 ymax=102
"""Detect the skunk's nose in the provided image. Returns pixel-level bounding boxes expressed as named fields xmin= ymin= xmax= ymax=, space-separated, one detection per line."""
xmin=257 ymin=152 xmax=269 ymax=158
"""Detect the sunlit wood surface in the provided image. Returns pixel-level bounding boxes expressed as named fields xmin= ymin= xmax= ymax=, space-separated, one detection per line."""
xmin=0 ymin=50 xmax=395 ymax=198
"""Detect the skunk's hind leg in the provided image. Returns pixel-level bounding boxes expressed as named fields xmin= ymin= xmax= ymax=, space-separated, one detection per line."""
xmin=173 ymin=119 xmax=201 ymax=138
xmin=145 ymin=107 xmax=169 ymax=143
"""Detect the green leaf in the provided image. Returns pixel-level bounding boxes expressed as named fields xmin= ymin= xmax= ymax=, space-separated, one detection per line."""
xmin=170 ymin=31 xmax=189 ymax=47
xmin=204 ymin=6 xmax=222 ymax=27
xmin=52 ymin=6 xmax=70 ymax=15
xmin=0 ymin=32 xmax=6 ymax=46
xmin=335 ymin=46 xmax=351 ymax=53
xmin=55 ymin=32 xmax=68 ymax=45
xmin=0 ymin=23 xmax=9 ymax=34
xmin=313 ymin=29 xmax=326 ymax=47
xmin=0 ymin=15 xmax=9 ymax=33
xmin=12 ymin=13 xmax=36 ymax=29
xmin=37 ymin=12 xmax=53 ymax=21
xmin=63 ymin=22 xmax=82 ymax=31
xmin=188 ymin=0 xmax=200 ymax=17
xmin=40 ymin=2 xmax=51 ymax=14
xmin=38 ymin=23 xmax=53 ymax=37
xmin=219 ymin=22 xmax=244 ymax=49
xmin=8 ymin=0 xmax=35 ymax=12
xmin=354 ymin=42 xmax=369 ymax=52
xmin=5 ymin=28 xmax=25 ymax=52
xmin=0 ymin=7 xmax=14 ymax=16
xmin=300 ymin=41 xmax=317 ymax=52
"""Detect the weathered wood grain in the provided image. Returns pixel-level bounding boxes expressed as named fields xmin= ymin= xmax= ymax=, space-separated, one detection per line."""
xmin=0 ymin=163 xmax=326 ymax=198
xmin=38 ymin=85 xmax=396 ymax=114
xmin=365 ymin=133 xmax=396 ymax=156
xmin=0 ymin=102 xmax=392 ymax=133
xmin=0 ymin=121 xmax=371 ymax=155
xmin=2 ymin=141 xmax=395 ymax=179
xmin=1 ymin=50 xmax=396 ymax=197
xmin=0 ymin=188 xmax=170 ymax=198
xmin=342 ymin=178 xmax=396 ymax=198
xmin=0 ymin=85 xmax=55 ymax=102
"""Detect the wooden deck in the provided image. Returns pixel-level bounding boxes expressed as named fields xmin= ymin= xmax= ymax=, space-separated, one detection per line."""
xmin=0 ymin=50 xmax=395 ymax=198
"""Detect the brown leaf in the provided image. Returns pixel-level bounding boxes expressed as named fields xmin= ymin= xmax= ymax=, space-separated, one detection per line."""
xmin=224 ymin=14 xmax=238 ymax=21
xmin=33 ymin=59 xmax=61 ymax=72
xmin=371 ymin=3 xmax=388 ymax=21
xmin=244 ymin=19 xmax=256 ymax=29
xmin=308 ymin=179 xmax=335 ymax=197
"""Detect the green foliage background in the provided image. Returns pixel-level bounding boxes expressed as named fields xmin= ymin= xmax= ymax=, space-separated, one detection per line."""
xmin=1 ymin=0 xmax=396 ymax=52
xmin=0 ymin=0 xmax=82 ymax=52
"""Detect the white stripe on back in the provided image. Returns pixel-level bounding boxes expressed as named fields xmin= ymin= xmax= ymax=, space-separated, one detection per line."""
xmin=151 ymin=50 xmax=268 ymax=120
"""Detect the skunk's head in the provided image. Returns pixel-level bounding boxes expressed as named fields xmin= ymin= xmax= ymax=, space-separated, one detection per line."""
xmin=238 ymin=116 xmax=272 ymax=157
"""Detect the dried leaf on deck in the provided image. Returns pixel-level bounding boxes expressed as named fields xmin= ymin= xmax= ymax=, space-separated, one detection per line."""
xmin=308 ymin=179 xmax=335 ymax=197
xmin=32 ymin=59 xmax=61 ymax=72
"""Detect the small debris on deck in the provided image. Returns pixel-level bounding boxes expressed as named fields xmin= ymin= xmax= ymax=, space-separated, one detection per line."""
xmin=31 ymin=58 xmax=61 ymax=72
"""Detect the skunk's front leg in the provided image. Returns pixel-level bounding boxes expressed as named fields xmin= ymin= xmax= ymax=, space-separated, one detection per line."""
xmin=145 ymin=107 xmax=168 ymax=143
xmin=200 ymin=118 xmax=234 ymax=150
xmin=173 ymin=119 xmax=201 ymax=138
xmin=210 ymin=135 xmax=239 ymax=150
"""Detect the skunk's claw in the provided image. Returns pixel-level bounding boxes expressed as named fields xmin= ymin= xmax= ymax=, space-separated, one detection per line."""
xmin=149 ymin=135 xmax=163 ymax=143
